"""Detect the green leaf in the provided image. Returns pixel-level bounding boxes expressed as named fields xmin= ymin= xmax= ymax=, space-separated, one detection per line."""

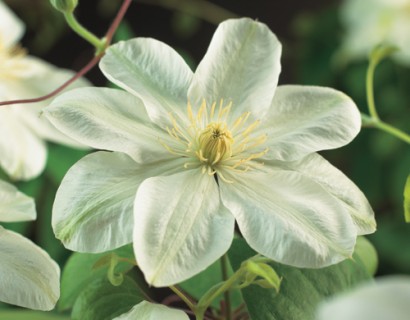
xmin=404 ymin=175 xmax=410 ymax=223
xmin=71 ymin=275 xmax=144 ymax=320
xmin=228 ymin=238 xmax=374 ymax=320
xmin=353 ymin=237 xmax=378 ymax=276
xmin=0 ymin=311 xmax=69 ymax=320
xmin=179 ymin=259 xmax=243 ymax=310
xmin=46 ymin=144 xmax=89 ymax=186
xmin=243 ymin=260 xmax=281 ymax=291
xmin=59 ymin=245 xmax=135 ymax=311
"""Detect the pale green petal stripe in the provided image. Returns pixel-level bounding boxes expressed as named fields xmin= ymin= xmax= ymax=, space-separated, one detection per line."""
xmin=53 ymin=151 xmax=186 ymax=253
xmin=267 ymin=153 xmax=376 ymax=235
xmin=44 ymin=87 xmax=173 ymax=164
xmin=100 ymin=38 xmax=193 ymax=127
xmin=220 ymin=167 xmax=357 ymax=268
xmin=113 ymin=301 xmax=189 ymax=320
xmin=261 ymin=85 xmax=361 ymax=161
xmin=188 ymin=18 xmax=282 ymax=119
xmin=0 ymin=227 xmax=60 ymax=310
xmin=134 ymin=169 xmax=235 ymax=287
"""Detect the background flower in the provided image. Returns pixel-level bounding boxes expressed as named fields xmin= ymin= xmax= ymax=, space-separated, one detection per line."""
xmin=316 ymin=276 xmax=410 ymax=320
xmin=0 ymin=179 xmax=60 ymax=310
xmin=339 ymin=0 xmax=410 ymax=65
xmin=0 ymin=0 xmax=89 ymax=180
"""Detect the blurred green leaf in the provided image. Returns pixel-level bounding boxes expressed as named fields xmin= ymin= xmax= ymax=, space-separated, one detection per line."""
xmin=228 ymin=238 xmax=373 ymax=320
xmin=46 ymin=144 xmax=89 ymax=186
xmin=354 ymin=237 xmax=378 ymax=276
xmin=404 ymin=175 xmax=410 ymax=222
xmin=113 ymin=21 xmax=135 ymax=42
xmin=59 ymin=245 xmax=135 ymax=311
xmin=0 ymin=311 xmax=69 ymax=320
xmin=172 ymin=11 xmax=201 ymax=39
xmin=71 ymin=275 xmax=144 ymax=320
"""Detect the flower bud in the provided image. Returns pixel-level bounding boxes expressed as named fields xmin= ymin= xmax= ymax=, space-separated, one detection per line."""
xmin=50 ymin=0 xmax=78 ymax=13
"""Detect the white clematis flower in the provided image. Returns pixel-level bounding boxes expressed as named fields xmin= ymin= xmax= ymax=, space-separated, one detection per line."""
xmin=113 ymin=301 xmax=189 ymax=320
xmin=0 ymin=0 xmax=88 ymax=180
xmin=44 ymin=18 xmax=376 ymax=287
xmin=316 ymin=276 xmax=410 ymax=320
xmin=0 ymin=179 xmax=60 ymax=310
xmin=340 ymin=0 xmax=410 ymax=65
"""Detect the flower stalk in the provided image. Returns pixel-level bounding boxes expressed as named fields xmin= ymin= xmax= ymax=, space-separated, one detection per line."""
xmin=363 ymin=45 xmax=410 ymax=144
xmin=63 ymin=12 xmax=106 ymax=53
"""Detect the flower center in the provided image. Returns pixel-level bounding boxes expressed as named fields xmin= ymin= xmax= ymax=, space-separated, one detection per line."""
xmin=0 ymin=37 xmax=27 ymax=80
xmin=197 ymin=122 xmax=233 ymax=166
xmin=162 ymin=100 xmax=268 ymax=181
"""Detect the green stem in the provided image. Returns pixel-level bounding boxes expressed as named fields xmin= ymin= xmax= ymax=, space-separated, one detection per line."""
xmin=169 ymin=285 xmax=196 ymax=311
xmin=366 ymin=59 xmax=380 ymax=120
xmin=196 ymin=270 xmax=243 ymax=320
xmin=362 ymin=114 xmax=410 ymax=144
xmin=221 ymin=254 xmax=232 ymax=320
xmin=64 ymin=12 xmax=105 ymax=51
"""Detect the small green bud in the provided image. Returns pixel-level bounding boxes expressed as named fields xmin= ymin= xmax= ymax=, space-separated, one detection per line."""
xmin=50 ymin=0 xmax=78 ymax=13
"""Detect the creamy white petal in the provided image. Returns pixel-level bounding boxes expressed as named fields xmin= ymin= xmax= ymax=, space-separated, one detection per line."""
xmin=7 ymin=56 xmax=90 ymax=148
xmin=266 ymin=153 xmax=376 ymax=235
xmin=219 ymin=167 xmax=357 ymax=268
xmin=0 ymin=108 xmax=47 ymax=180
xmin=44 ymin=87 xmax=174 ymax=164
xmin=0 ymin=226 xmax=60 ymax=310
xmin=53 ymin=151 xmax=185 ymax=253
xmin=0 ymin=0 xmax=24 ymax=48
xmin=317 ymin=276 xmax=410 ymax=320
xmin=260 ymin=85 xmax=361 ymax=161
xmin=188 ymin=18 xmax=281 ymax=119
xmin=0 ymin=180 xmax=35 ymax=222
xmin=134 ymin=169 xmax=234 ymax=287
xmin=113 ymin=301 xmax=189 ymax=320
xmin=100 ymin=38 xmax=193 ymax=127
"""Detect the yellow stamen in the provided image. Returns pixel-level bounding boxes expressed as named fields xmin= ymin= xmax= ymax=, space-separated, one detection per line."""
xmin=161 ymin=99 xmax=268 ymax=178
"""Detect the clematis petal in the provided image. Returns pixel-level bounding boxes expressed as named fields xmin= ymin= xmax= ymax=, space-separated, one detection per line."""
xmin=0 ymin=109 xmax=47 ymax=180
xmin=266 ymin=153 xmax=376 ymax=235
xmin=100 ymin=38 xmax=193 ymax=127
xmin=188 ymin=18 xmax=281 ymax=119
xmin=0 ymin=226 xmax=60 ymax=310
xmin=7 ymin=57 xmax=90 ymax=148
xmin=43 ymin=87 xmax=173 ymax=164
xmin=260 ymin=85 xmax=361 ymax=161
xmin=317 ymin=276 xmax=410 ymax=320
xmin=0 ymin=0 xmax=24 ymax=48
xmin=134 ymin=169 xmax=235 ymax=287
xmin=113 ymin=301 xmax=189 ymax=320
xmin=0 ymin=180 xmax=35 ymax=222
xmin=53 ymin=151 xmax=185 ymax=253
xmin=219 ymin=167 xmax=357 ymax=268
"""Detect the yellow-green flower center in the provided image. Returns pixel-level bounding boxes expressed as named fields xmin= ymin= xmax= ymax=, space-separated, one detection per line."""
xmin=0 ymin=37 xmax=27 ymax=80
xmin=197 ymin=122 xmax=233 ymax=166
xmin=162 ymin=100 xmax=268 ymax=181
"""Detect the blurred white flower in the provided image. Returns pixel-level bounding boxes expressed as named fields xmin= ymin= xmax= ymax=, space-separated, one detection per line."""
xmin=317 ymin=276 xmax=410 ymax=320
xmin=113 ymin=301 xmax=189 ymax=320
xmin=340 ymin=0 xmax=410 ymax=65
xmin=44 ymin=18 xmax=376 ymax=286
xmin=0 ymin=0 xmax=88 ymax=180
xmin=0 ymin=179 xmax=60 ymax=310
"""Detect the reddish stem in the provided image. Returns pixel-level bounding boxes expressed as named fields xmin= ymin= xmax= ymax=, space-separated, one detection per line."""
xmin=0 ymin=0 xmax=132 ymax=107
